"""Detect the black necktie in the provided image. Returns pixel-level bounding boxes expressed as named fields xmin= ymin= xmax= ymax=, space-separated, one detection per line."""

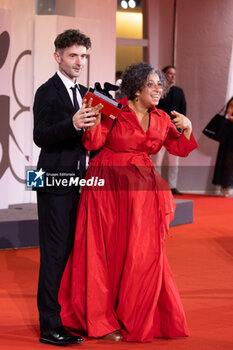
xmin=71 ymin=84 xmax=79 ymax=111
xmin=71 ymin=85 xmax=85 ymax=172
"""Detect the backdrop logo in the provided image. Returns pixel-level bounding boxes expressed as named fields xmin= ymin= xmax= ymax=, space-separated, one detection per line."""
xmin=0 ymin=30 xmax=32 ymax=184
xmin=26 ymin=169 xmax=45 ymax=188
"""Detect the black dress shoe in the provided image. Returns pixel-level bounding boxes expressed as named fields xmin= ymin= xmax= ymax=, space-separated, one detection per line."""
xmin=171 ymin=188 xmax=183 ymax=195
xmin=40 ymin=326 xmax=84 ymax=346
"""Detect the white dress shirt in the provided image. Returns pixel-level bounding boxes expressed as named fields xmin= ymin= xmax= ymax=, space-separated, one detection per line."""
xmin=57 ymin=70 xmax=89 ymax=169
xmin=57 ymin=70 xmax=83 ymax=107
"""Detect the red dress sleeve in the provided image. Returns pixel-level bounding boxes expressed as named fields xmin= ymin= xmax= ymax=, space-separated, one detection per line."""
xmin=82 ymin=114 xmax=115 ymax=151
xmin=163 ymin=121 xmax=198 ymax=156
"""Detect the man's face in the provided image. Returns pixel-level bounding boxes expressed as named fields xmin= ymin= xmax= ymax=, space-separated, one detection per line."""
xmin=54 ymin=44 xmax=87 ymax=82
xmin=165 ymin=67 xmax=176 ymax=86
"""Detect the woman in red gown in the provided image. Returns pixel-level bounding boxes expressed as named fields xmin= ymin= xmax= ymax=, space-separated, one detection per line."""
xmin=59 ymin=62 xmax=198 ymax=342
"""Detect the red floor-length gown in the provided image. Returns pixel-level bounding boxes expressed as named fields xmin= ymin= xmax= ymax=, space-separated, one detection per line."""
xmin=58 ymin=97 xmax=198 ymax=342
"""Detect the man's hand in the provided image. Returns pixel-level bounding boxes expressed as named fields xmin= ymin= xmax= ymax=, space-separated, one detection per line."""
xmin=72 ymin=98 xmax=103 ymax=130
xmin=85 ymin=98 xmax=103 ymax=131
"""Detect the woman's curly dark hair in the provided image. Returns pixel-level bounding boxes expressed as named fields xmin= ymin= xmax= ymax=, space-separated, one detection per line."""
xmin=120 ymin=62 xmax=167 ymax=100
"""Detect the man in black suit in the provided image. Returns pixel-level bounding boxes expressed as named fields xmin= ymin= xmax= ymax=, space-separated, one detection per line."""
xmin=151 ymin=65 xmax=187 ymax=195
xmin=33 ymin=29 xmax=100 ymax=346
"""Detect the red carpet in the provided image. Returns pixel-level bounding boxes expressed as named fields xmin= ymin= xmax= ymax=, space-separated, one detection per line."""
xmin=0 ymin=194 xmax=233 ymax=349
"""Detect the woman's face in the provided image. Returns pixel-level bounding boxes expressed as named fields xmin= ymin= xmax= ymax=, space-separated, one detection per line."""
xmin=137 ymin=73 xmax=163 ymax=107
xmin=226 ymin=99 xmax=233 ymax=117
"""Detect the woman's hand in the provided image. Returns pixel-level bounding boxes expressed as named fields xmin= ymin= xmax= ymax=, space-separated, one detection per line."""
xmin=171 ymin=110 xmax=192 ymax=140
xmin=72 ymin=98 xmax=103 ymax=130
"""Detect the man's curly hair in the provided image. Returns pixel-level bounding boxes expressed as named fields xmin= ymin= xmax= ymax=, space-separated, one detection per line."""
xmin=54 ymin=29 xmax=91 ymax=51
xmin=120 ymin=62 xmax=167 ymax=100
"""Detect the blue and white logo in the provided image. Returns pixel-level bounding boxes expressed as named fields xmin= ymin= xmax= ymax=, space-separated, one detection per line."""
xmin=26 ymin=168 xmax=45 ymax=188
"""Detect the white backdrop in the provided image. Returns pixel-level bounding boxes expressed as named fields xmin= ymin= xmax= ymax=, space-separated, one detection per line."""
xmin=0 ymin=0 xmax=117 ymax=209
xmin=0 ymin=3 xmax=35 ymax=209
xmin=0 ymin=0 xmax=233 ymax=209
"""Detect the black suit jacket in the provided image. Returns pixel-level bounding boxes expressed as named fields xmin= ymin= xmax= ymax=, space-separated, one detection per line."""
xmin=33 ymin=73 xmax=87 ymax=193
xmin=158 ymin=85 xmax=186 ymax=117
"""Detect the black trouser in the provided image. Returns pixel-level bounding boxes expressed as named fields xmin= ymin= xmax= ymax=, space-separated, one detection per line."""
xmin=37 ymin=189 xmax=79 ymax=331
